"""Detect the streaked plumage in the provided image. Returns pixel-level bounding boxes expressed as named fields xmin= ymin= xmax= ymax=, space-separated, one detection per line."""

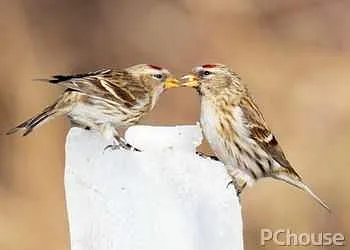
xmin=7 ymin=64 xmax=178 ymax=150
xmin=181 ymin=63 xmax=330 ymax=211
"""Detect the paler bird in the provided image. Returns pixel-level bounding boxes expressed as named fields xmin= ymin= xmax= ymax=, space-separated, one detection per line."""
xmin=181 ymin=63 xmax=330 ymax=211
xmin=7 ymin=64 xmax=178 ymax=151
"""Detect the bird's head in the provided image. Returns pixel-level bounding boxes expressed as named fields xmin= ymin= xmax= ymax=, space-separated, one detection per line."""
xmin=180 ymin=64 xmax=242 ymax=96
xmin=126 ymin=64 xmax=179 ymax=108
xmin=127 ymin=64 xmax=178 ymax=92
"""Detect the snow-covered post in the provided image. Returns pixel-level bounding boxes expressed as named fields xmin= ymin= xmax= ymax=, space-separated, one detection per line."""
xmin=64 ymin=125 xmax=243 ymax=250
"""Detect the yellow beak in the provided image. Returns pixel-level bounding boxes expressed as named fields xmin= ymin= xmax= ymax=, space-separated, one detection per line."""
xmin=164 ymin=77 xmax=179 ymax=89
xmin=180 ymin=74 xmax=199 ymax=88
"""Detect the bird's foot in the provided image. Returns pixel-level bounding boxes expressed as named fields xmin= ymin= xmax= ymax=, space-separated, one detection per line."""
xmin=104 ymin=139 xmax=141 ymax=152
xmin=226 ymin=179 xmax=247 ymax=199
xmin=104 ymin=141 xmax=121 ymax=152
xmin=226 ymin=180 xmax=234 ymax=189
xmin=119 ymin=140 xmax=141 ymax=152
xmin=196 ymin=151 xmax=219 ymax=161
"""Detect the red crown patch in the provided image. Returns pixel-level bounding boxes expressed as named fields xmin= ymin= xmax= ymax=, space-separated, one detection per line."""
xmin=148 ymin=64 xmax=163 ymax=70
xmin=202 ymin=64 xmax=219 ymax=68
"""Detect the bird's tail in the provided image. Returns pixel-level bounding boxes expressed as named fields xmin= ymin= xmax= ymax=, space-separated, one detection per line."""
xmin=7 ymin=102 xmax=61 ymax=136
xmin=272 ymin=172 xmax=331 ymax=212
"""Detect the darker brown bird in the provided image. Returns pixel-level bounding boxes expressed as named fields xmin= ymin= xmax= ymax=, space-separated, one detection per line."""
xmin=8 ymin=64 xmax=178 ymax=150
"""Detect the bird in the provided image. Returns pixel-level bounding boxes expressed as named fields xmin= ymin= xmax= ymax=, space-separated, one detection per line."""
xmin=180 ymin=63 xmax=330 ymax=211
xmin=7 ymin=64 xmax=179 ymax=151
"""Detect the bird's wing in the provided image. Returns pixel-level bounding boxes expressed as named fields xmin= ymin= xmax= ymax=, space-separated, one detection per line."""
xmin=47 ymin=69 xmax=111 ymax=84
xmin=47 ymin=69 xmax=146 ymax=108
xmin=239 ymin=91 xmax=300 ymax=178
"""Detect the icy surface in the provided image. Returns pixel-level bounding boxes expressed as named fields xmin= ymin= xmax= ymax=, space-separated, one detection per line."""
xmin=65 ymin=125 xmax=243 ymax=250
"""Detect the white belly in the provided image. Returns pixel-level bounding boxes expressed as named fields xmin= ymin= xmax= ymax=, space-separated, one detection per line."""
xmin=70 ymin=103 xmax=123 ymax=125
xmin=200 ymin=99 xmax=256 ymax=185
xmin=200 ymin=100 xmax=227 ymax=161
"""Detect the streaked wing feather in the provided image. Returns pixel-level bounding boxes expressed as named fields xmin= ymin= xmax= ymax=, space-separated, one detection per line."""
xmin=49 ymin=69 xmax=111 ymax=83
xmin=239 ymin=93 xmax=300 ymax=177
xmin=50 ymin=70 xmax=146 ymax=108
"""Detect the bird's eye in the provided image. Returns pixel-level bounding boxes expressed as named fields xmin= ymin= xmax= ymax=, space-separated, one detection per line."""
xmin=199 ymin=70 xmax=212 ymax=78
xmin=152 ymin=74 xmax=163 ymax=80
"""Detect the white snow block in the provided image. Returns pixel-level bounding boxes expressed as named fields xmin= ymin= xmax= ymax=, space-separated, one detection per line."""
xmin=65 ymin=125 xmax=243 ymax=250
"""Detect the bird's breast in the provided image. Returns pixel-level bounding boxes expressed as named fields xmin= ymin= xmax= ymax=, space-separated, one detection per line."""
xmin=200 ymin=99 xmax=231 ymax=163
xmin=200 ymin=99 xmax=263 ymax=185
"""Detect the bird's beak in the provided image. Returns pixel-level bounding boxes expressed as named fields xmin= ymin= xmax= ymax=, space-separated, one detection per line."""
xmin=180 ymin=74 xmax=199 ymax=88
xmin=164 ymin=77 xmax=179 ymax=89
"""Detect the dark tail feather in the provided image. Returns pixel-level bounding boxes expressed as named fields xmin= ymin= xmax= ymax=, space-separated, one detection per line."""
xmin=7 ymin=104 xmax=58 ymax=136
xmin=33 ymin=77 xmax=70 ymax=84
xmin=272 ymin=172 xmax=331 ymax=212
xmin=33 ymin=69 xmax=111 ymax=84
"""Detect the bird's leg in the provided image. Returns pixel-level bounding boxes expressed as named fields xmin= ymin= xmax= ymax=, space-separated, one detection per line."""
xmin=196 ymin=152 xmax=247 ymax=198
xmin=196 ymin=151 xmax=219 ymax=161
xmin=227 ymin=177 xmax=247 ymax=198
xmin=104 ymin=139 xmax=121 ymax=151
xmin=104 ymin=135 xmax=141 ymax=152
xmin=103 ymin=125 xmax=141 ymax=152
xmin=102 ymin=124 xmax=122 ymax=151
xmin=115 ymin=136 xmax=141 ymax=152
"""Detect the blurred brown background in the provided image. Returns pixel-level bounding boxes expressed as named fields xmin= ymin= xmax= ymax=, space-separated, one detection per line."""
xmin=1 ymin=0 xmax=349 ymax=249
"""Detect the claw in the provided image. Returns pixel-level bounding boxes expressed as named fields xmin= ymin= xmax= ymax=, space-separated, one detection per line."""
xmin=105 ymin=138 xmax=141 ymax=152
xmin=104 ymin=141 xmax=120 ymax=152
xmin=117 ymin=137 xmax=141 ymax=152
xmin=226 ymin=179 xmax=247 ymax=199
xmin=226 ymin=180 xmax=234 ymax=189
xmin=122 ymin=142 xmax=141 ymax=152
xmin=196 ymin=151 xmax=219 ymax=161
